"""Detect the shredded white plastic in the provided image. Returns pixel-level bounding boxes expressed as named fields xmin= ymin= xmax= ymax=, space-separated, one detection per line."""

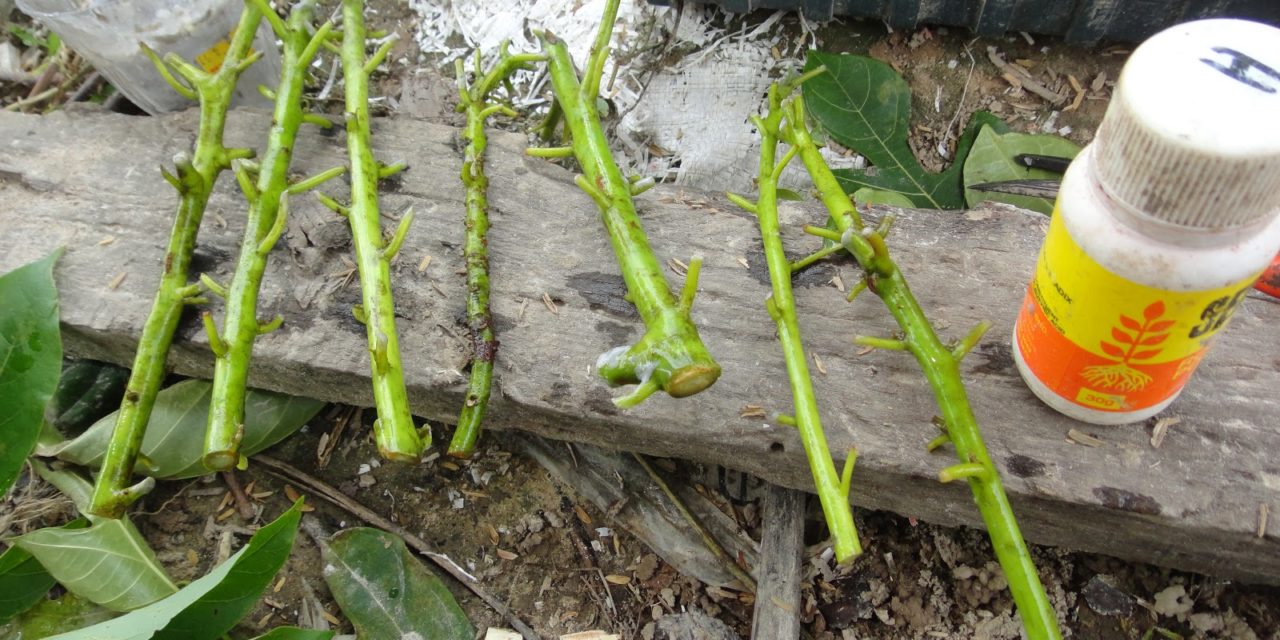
xmin=408 ymin=1 xmax=813 ymax=193
xmin=595 ymin=344 xmax=631 ymax=371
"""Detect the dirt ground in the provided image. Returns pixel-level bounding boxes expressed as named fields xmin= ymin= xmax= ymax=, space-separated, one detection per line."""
xmin=3 ymin=2 xmax=1280 ymax=639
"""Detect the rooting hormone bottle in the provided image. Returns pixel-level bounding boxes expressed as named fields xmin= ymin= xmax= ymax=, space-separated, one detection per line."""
xmin=1013 ymin=19 xmax=1280 ymax=425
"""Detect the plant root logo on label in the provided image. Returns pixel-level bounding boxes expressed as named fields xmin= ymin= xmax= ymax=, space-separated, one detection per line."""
xmin=1080 ymin=301 xmax=1173 ymax=392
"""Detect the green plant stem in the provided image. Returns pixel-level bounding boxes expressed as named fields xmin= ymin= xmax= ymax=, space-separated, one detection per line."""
xmin=89 ymin=6 xmax=263 ymax=518
xmin=781 ymin=89 xmax=1061 ymax=639
xmin=329 ymin=0 xmax=423 ymax=462
xmin=537 ymin=0 xmax=719 ymax=407
xmin=447 ymin=50 xmax=543 ymax=458
xmin=731 ymin=79 xmax=861 ymax=564
xmin=203 ymin=1 xmax=339 ymax=471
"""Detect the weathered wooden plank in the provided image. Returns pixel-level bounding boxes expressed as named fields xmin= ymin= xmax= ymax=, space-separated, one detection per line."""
xmin=2 ymin=107 xmax=1278 ymax=583
xmin=751 ymin=485 xmax=806 ymax=640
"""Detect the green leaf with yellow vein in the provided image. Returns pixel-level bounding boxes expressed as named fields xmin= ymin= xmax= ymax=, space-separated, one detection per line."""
xmin=16 ymin=463 xmax=177 ymax=612
xmin=321 ymin=528 xmax=473 ymax=640
xmin=47 ymin=500 xmax=303 ymax=640
xmin=802 ymin=51 xmax=1007 ymax=209
xmin=38 ymin=379 xmax=323 ymax=479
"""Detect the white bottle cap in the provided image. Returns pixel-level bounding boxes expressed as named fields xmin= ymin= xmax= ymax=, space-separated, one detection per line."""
xmin=1094 ymin=19 xmax=1280 ymax=229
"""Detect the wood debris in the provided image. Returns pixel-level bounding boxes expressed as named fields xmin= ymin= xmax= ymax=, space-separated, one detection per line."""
xmin=1091 ymin=70 xmax=1108 ymax=93
xmin=1150 ymin=416 xmax=1181 ymax=449
xmin=1065 ymin=74 xmax=1086 ymax=112
xmin=1066 ymin=428 xmax=1106 ymax=448
xmin=739 ymin=404 xmax=766 ymax=418
xmin=667 ymin=257 xmax=688 ymax=276
xmin=542 ymin=292 xmax=559 ymax=315
xmin=987 ymin=46 xmax=1065 ymax=105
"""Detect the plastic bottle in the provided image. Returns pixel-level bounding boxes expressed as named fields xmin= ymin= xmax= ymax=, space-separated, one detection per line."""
xmin=1012 ymin=18 xmax=1280 ymax=425
xmin=17 ymin=0 xmax=279 ymax=115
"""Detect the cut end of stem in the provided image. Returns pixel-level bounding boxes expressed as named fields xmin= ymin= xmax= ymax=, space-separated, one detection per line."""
xmin=203 ymin=450 xmax=240 ymax=472
xmin=665 ymin=363 xmax=722 ymax=398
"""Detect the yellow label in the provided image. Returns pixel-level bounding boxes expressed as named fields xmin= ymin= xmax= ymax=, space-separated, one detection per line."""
xmin=1015 ymin=209 xmax=1259 ymax=412
xmin=195 ymin=37 xmax=232 ymax=74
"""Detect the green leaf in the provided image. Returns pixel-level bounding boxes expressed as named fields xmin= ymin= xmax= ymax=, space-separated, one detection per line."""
xmin=962 ymin=126 xmax=1081 ymax=214
xmin=17 ymin=464 xmax=177 ymax=612
xmin=321 ymin=528 xmax=473 ymax=640
xmin=47 ymin=500 xmax=303 ymax=640
xmin=248 ymin=628 xmax=335 ymax=640
xmin=38 ymin=379 xmax=323 ymax=479
xmin=802 ymin=51 xmax=1007 ymax=209
xmin=0 ymin=545 xmax=56 ymax=623
xmin=776 ymin=187 xmax=805 ymax=201
xmin=0 ymin=250 xmax=63 ymax=496
xmin=852 ymin=188 xmax=917 ymax=208
xmin=0 ymin=592 xmax=115 ymax=639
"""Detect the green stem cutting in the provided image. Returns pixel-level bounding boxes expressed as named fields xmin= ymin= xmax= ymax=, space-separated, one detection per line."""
xmin=780 ymin=83 xmax=1061 ymax=639
xmin=323 ymin=0 xmax=424 ymax=461
xmin=537 ymin=0 xmax=719 ymax=407
xmin=89 ymin=5 xmax=264 ymax=518
xmin=203 ymin=0 xmax=341 ymax=471
xmin=729 ymin=76 xmax=862 ymax=564
xmin=448 ymin=46 xmax=544 ymax=458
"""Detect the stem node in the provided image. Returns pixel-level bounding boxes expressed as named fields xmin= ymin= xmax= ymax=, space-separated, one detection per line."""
xmin=628 ymin=176 xmax=656 ymax=196
xmin=926 ymin=433 xmax=952 ymax=452
xmin=289 ymin=166 xmax=346 ymax=195
xmin=853 ymin=335 xmax=908 ymax=351
xmin=199 ymin=273 xmax=228 ymax=298
xmin=613 ymin=377 xmax=660 ymax=409
xmin=677 ymin=256 xmax=703 ymax=315
xmin=382 ymin=208 xmax=413 ymax=261
xmin=952 ymin=320 xmax=992 ymax=361
xmin=726 ymin=192 xmax=759 ymax=215
xmin=939 ymin=462 xmax=991 ymax=483
xmin=258 ymin=314 xmax=284 ymax=335
xmin=526 ymin=146 xmax=576 ymax=158
xmin=202 ymin=311 xmax=227 ymax=358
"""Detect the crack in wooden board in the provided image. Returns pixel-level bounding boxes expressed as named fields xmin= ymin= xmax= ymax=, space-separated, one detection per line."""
xmin=2 ymin=107 xmax=1278 ymax=582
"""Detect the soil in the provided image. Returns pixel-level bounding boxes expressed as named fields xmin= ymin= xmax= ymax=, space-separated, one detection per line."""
xmin=3 ymin=2 xmax=1279 ymax=640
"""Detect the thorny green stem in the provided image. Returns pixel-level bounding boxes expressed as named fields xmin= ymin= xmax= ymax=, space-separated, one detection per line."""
xmin=89 ymin=5 xmax=264 ymax=518
xmin=538 ymin=0 xmax=719 ymax=406
xmin=729 ymin=77 xmax=861 ymax=564
xmin=328 ymin=0 xmax=423 ymax=461
xmin=447 ymin=48 xmax=540 ymax=458
xmin=781 ymin=85 xmax=1061 ymax=639
xmin=203 ymin=0 xmax=340 ymax=471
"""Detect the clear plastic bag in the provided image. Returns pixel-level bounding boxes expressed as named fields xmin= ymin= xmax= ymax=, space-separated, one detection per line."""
xmin=16 ymin=0 xmax=281 ymax=114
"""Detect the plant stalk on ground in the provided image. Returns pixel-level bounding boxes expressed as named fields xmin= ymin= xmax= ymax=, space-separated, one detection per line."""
xmin=202 ymin=0 xmax=343 ymax=471
xmin=448 ymin=46 xmax=545 ymax=457
xmin=318 ymin=0 xmax=424 ymax=462
xmin=537 ymin=0 xmax=720 ymax=407
xmin=89 ymin=5 xmax=263 ymax=518
xmin=778 ymin=81 xmax=1061 ymax=639
xmin=726 ymin=74 xmax=862 ymax=564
